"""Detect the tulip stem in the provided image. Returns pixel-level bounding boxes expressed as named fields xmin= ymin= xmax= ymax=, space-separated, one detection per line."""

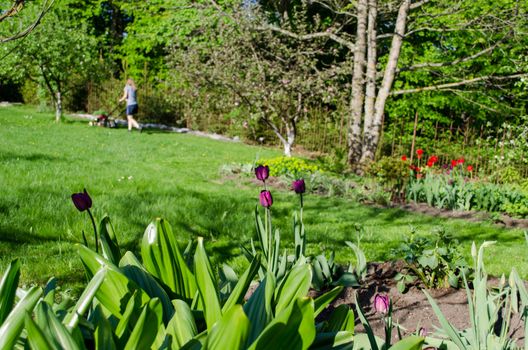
xmin=266 ymin=207 xmax=273 ymax=273
xmin=300 ymin=193 xmax=303 ymax=222
xmin=87 ymin=209 xmax=98 ymax=253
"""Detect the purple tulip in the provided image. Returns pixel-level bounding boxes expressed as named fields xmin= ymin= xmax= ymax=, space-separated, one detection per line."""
xmin=260 ymin=190 xmax=273 ymax=208
xmin=255 ymin=165 xmax=269 ymax=182
xmin=292 ymin=179 xmax=305 ymax=194
xmin=373 ymin=294 xmax=390 ymax=314
xmin=71 ymin=189 xmax=92 ymax=212
xmin=418 ymin=327 xmax=427 ymax=337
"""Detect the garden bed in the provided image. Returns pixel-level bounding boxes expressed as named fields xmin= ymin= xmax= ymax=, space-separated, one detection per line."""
xmin=331 ymin=261 xmax=525 ymax=342
xmin=386 ymin=202 xmax=528 ymax=229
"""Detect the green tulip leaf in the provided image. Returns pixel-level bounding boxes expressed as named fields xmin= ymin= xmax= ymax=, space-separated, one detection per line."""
xmin=0 ymin=286 xmax=42 ymax=349
xmin=25 ymin=312 xmax=55 ymax=350
xmin=194 ymin=237 xmax=222 ymax=331
xmin=119 ymin=251 xmax=174 ymax=323
xmin=166 ymin=300 xmax=198 ymax=348
xmin=141 ymin=218 xmax=197 ymax=302
xmin=274 ymin=262 xmax=312 ymax=315
xmin=124 ymin=298 xmax=163 ymax=350
xmin=99 ymin=216 xmax=121 ymax=264
xmin=205 ymin=304 xmax=250 ymax=350
xmin=0 ymin=259 xmax=21 ymax=325
xmin=248 ymin=297 xmax=315 ymax=350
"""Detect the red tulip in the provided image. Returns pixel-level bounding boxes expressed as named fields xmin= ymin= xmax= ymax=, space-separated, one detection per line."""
xmin=416 ymin=149 xmax=423 ymax=159
xmin=458 ymin=158 xmax=465 ymax=164
xmin=71 ymin=189 xmax=92 ymax=212
xmin=426 ymin=160 xmax=433 ymax=167
xmin=401 ymin=155 xmax=407 ymax=161
xmin=373 ymin=294 xmax=390 ymax=314
xmin=451 ymin=160 xmax=457 ymax=167
xmin=255 ymin=165 xmax=269 ymax=182
xmin=467 ymin=165 xmax=473 ymax=172
xmin=260 ymin=190 xmax=273 ymax=208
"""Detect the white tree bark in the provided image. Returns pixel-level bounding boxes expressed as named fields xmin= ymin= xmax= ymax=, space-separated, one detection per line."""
xmin=361 ymin=0 xmax=411 ymax=163
xmin=347 ymin=0 xmax=368 ymax=167
xmin=360 ymin=0 xmax=378 ymax=163
xmin=55 ymin=91 xmax=62 ymax=122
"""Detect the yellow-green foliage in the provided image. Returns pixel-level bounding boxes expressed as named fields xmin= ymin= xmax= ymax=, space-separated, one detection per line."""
xmin=256 ymin=157 xmax=319 ymax=178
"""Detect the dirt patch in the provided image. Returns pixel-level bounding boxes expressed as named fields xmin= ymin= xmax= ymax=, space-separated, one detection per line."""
xmin=387 ymin=202 xmax=528 ymax=229
xmin=322 ymin=262 xmax=525 ymax=344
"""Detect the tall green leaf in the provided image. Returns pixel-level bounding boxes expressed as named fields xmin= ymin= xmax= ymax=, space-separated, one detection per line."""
xmin=166 ymin=300 xmax=198 ymax=348
xmin=63 ymin=268 xmax=105 ymax=330
xmin=77 ymin=244 xmax=149 ymax=318
xmin=388 ymin=336 xmax=425 ymax=350
xmin=34 ymin=301 xmax=82 ymax=350
xmin=24 ymin=312 xmax=55 ymax=350
xmin=99 ymin=216 xmax=121 ymax=264
xmin=205 ymin=305 xmax=250 ymax=350
xmin=194 ymin=237 xmax=222 ymax=331
xmin=0 ymin=259 xmax=20 ymax=325
xmin=141 ymin=218 xmax=197 ymax=302
xmin=423 ymin=290 xmax=466 ymax=349
xmin=324 ymin=304 xmax=355 ymax=333
xmin=0 ymin=286 xmax=42 ymax=349
xmin=119 ymin=251 xmax=174 ymax=323
xmin=124 ymin=298 xmax=163 ymax=350
xmin=244 ymin=272 xmax=276 ymax=344
xmin=311 ymin=331 xmax=354 ymax=350
xmin=248 ymin=297 xmax=316 ymax=350
xmin=222 ymin=255 xmax=260 ymax=313
xmin=91 ymin=305 xmax=117 ymax=350
xmin=314 ymin=286 xmax=343 ymax=317
xmin=274 ymin=263 xmax=312 ymax=315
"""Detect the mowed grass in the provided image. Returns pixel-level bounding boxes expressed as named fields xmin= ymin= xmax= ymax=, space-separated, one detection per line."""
xmin=1 ymin=105 xmax=527 ymax=293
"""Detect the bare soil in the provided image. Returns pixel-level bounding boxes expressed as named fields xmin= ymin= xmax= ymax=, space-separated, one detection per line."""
xmin=383 ymin=201 xmax=528 ymax=229
xmin=322 ymin=261 xmax=525 ymax=344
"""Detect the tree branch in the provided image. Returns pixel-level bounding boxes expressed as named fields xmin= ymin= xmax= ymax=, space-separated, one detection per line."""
xmin=0 ymin=0 xmax=55 ymax=44
xmin=390 ymin=73 xmax=528 ymax=95
xmin=410 ymin=0 xmax=432 ymax=10
xmin=397 ymin=39 xmax=505 ymax=73
xmin=255 ymin=24 xmax=355 ymax=51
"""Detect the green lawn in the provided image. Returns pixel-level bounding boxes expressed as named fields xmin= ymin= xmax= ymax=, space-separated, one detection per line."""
xmin=1 ymin=105 xmax=526 ymax=293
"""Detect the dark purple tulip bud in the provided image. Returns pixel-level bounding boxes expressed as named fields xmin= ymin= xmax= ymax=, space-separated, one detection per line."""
xmin=260 ymin=190 xmax=273 ymax=208
xmin=292 ymin=179 xmax=305 ymax=194
xmin=418 ymin=327 xmax=427 ymax=337
xmin=71 ymin=189 xmax=92 ymax=212
xmin=373 ymin=294 xmax=389 ymax=314
xmin=255 ymin=165 xmax=269 ymax=182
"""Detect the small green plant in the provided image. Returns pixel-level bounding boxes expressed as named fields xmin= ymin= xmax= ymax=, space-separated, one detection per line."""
xmin=393 ymin=228 xmax=471 ymax=291
xmin=424 ymin=241 xmax=522 ymax=349
xmin=368 ymin=156 xmax=409 ymax=202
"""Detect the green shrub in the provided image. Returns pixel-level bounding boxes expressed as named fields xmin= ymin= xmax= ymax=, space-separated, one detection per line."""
xmin=256 ymin=156 xmax=319 ymax=178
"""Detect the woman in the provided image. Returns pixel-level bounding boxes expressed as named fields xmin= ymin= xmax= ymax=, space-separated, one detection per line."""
xmin=119 ymin=78 xmax=142 ymax=132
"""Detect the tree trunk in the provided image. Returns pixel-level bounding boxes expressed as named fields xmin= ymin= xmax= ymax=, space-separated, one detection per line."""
xmin=284 ymin=119 xmax=296 ymax=157
xmin=361 ymin=0 xmax=411 ymax=163
xmin=347 ymin=0 xmax=368 ymax=168
xmin=360 ymin=0 xmax=378 ymax=164
xmin=55 ymin=91 xmax=62 ymax=122
xmin=263 ymin=116 xmax=295 ymax=157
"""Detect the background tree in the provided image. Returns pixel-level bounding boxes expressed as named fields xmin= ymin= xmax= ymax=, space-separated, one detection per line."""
xmin=0 ymin=2 xmax=98 ymax=121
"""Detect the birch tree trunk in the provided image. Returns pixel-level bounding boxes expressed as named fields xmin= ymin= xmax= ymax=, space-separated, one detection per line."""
xmin=360 ymin=0 xmax=378 ymax=162
xmin=361 ymin=0 xmax=410 ymax=162
xmin=346 ymin=0 xmax=368 ymax=167
xmin=55 ymin=91 xmax=62 ymax=122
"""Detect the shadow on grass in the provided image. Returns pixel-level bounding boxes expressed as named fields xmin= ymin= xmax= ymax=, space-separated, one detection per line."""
xmin=0 ymin=151 xmax=65 ymax=162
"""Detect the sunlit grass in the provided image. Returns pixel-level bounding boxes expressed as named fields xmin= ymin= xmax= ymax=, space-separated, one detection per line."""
xmin=0 ymin=105 xmax=526 ymax=293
